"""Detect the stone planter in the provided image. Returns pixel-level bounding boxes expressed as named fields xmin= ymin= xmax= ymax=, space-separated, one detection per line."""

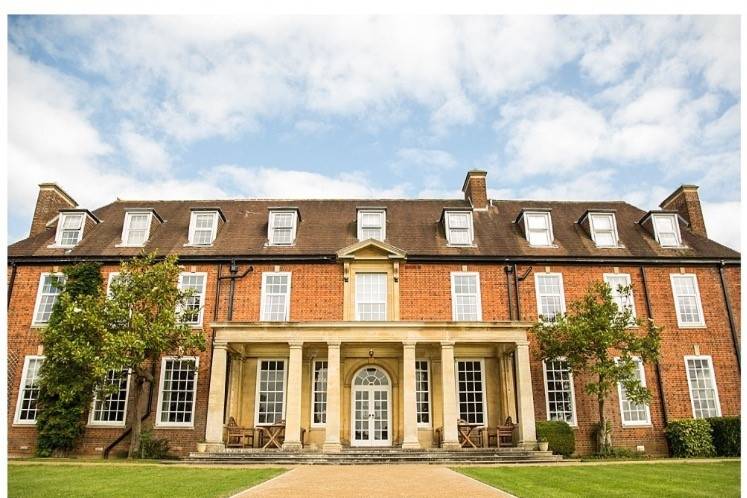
xmin=538 ymin=441 xmax=549 ymax=451
xmin=196 ymin=443 xmax=208 ymax=453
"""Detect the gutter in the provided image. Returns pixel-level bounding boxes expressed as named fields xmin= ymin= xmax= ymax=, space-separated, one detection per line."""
xmin=718 ymin=261 xmax=740 ymax=370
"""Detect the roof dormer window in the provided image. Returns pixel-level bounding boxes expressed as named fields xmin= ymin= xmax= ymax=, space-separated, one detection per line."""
xmin=444 ymin=210 xmax=474 ymax=246
xmin=357 ymin=209 xmax=385 ymax=241
xmin=188 ymin=210 xmax=219 ymax=246
xmin=121 ymin=211 xmax=153 ymax=247
xmin=268 ymin=210 xmax=298 ymax=246
xmin=589 ymin=212 xmax=619 ymax=248
xmin=55 ymin=212 xmax=85 ymax=247
xmin=652 ymin=213 xmax=682 ymax=247
xmin=523 ymin=211 xmax=553 ymax=247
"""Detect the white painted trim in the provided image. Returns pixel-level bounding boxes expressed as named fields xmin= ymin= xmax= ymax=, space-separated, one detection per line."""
xmin=179 ymin=272 xmax=208 ymax=327
xmin=523 ymin=211 xmax=554 ymax=247
xmin=88 ymin=369 xmax=131 ymax=427
xmin=53 ymin=212 xmax=85 ymax=247
xmin=615 ymin=357 xmax=651 ymax=427
xmin=534 ymin=272 xmax=566 ymax=321
xmin=542 ymin=357 xmax=577 ymax=427
xmin=684 ymin=355 xmax=722 ymax=418
xmin=350 ymin=365 xmax=393 ymax=447
xmin=187 ymin=211 xmax=219 ymax=246
xmin=154 ymin=356 xmax=199 ymax=428
xmin=106 ymin=272 xmax=120 ymax=298
xmin=415 ymin=358 xmax=432 ymax=428
xmin=589 ymin=212 xmax=621 ymax=248
xmin=652 ymin=213 xmax=683 ymax=248
xmin=119 ymin=211 xmax=153 ymax=247
xmin=14 ymin=355 xmax=45 ymax=425
xmin=454 ymin=358 xmax=488 ymax=426
xmin=357 ymin=209 xmax=386 ymax=242
xmin=670 ymin=274 xmax=706 ymax=328
xmin=310 ymin=359 xmax=328 ymax=428
xmin=354 ymin=272 xmax=387 ymax=321
xmin=603 ymin=273 xmax=637 ymax=320
xmin=444 ymin=211 xmax=474 ymax=246
xmin=254 ymin=358 xmax=288 ymax=426
xmin=260 ymin=272 xmax=292 ymax=321
xmin=31 ymin=272 xmax=65 ymax=326
xmin=267 ymin=210 xmax=298 ymax=246
xmin=450 ymin=272 xmax=483 ymax=321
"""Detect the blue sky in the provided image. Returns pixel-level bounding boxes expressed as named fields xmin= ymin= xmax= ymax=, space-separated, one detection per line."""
xmin=7 ymin=16 xmax=741 ymax=249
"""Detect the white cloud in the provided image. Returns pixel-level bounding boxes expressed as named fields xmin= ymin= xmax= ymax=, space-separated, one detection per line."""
xmin=702 ymin=201 xmax=741 ymax=250
xmin=294 ymin=120 xmax=333 ymax=135
xmin=119 ymin=123 xmax=171 ymax=175
xmin=395 ymin=148 xmax=457 ymax=170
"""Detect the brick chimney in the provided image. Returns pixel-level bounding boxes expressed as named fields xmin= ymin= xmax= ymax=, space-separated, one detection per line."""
xmin=462 ymin=170 xmax=489 ymax=210
xmin=659 ymin=185 xmax=707 ymax=238
xmin=29 ymin=183 xmax=78 ymax=237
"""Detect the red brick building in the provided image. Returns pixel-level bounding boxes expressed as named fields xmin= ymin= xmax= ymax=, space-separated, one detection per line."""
xmin=7 ymin=171 xmax=740 ymax=457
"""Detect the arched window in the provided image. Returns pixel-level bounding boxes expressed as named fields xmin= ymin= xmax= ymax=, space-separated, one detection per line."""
xmin=353 ymin=367 xmax=389 ymax=386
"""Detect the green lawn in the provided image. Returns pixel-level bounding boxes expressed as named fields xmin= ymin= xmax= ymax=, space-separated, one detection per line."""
xmin=456 ymin=461 xmax=740 ymax=498
xmin=8 ymin=463 xmax=285 ymax=498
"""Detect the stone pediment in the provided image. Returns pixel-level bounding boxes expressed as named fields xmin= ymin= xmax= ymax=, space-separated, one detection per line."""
xmin=336 ymin=239 xmax=407 ymax=261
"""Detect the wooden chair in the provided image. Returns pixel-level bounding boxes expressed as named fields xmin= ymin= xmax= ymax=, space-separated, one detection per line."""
xmin=497 ymin=416 xmax=516 ymax=448
xmin=479 ymin=426 xmax=498 ymax=448
xmin=226 ymin=417 xmax=254 ymax=448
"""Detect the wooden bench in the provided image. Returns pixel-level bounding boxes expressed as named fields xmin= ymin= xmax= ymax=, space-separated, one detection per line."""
xmin=226 ymin=417 xmax=255 ymax=448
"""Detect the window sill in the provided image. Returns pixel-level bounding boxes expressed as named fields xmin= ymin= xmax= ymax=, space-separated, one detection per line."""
xmin=621 ymin=423 xmax=652 ymax=429
xmin=30 ymin=323 xmax=49 ymax=329
xmin=153 ymin=424 xmax=195 ymax=430
xmin=446 ymin=244 xmax=476 ymax=248
xmin=47 ymin=244 xmax=77 ymax=249
xmin=115 ymin=244 xmax=147 ymax=248
xmin=678 ymin=324 xmax=707 ymax=329
xmin=13 ymin=421 xmax=37 ymax=427
xmin=87 ymin=423 xmax=126 ymax=428
xmin=183 ymin=243 xmax=214 ymax=248
xmin=528 ymin=244 xmax=559 ymax=249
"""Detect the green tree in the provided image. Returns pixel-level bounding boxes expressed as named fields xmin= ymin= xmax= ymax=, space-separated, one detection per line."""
xmin=105 ymin=253 xmax=206 ymax=457
xmin=532 ymin=281 xmax=661 ymax=454
xmin=36 ymin=263 xmax=111 ymax=456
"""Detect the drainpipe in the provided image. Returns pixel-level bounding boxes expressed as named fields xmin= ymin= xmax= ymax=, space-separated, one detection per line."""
xmin=8 ymin=262 xmax=17 ymax=306
xmin=219 ymin=260 xmax=253 ymax=321
xmin=513 ymin=265 xmax=532 ymax=321
xmin=505 ymin=265 xmax=515 ymax=320
xmin=718 ymin=261 xmax=740 ymax=371
xmin=639 ymin=266 xmax=669 ymax=429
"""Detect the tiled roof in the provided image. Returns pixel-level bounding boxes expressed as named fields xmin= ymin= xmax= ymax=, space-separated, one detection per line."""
xmin=8 ymin=198 xmax=740 ymax=260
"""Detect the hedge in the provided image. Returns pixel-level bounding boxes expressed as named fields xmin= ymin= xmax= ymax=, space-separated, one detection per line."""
xmin=536 ymin=420 xmax=575 ymax=456
xmin=665 ymin=419 xmax=715 ymax=458
xmin=707 ymin=416 xmax=740 ymax=457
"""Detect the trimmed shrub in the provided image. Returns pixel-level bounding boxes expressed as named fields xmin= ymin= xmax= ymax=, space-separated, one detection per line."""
xmin=707 ymin=416 xmax=740 ymax=456
xmin=665 ymin=419 xmax=715 ymax=458
xmin=536 ymin=420 xmax=575 ymax=457
xmin=138 ymin=430 xmax=171 ymax=459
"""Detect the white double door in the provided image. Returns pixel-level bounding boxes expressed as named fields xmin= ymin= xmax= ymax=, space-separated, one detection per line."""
xmin=351 ymin=384 xmax=391 ymax=446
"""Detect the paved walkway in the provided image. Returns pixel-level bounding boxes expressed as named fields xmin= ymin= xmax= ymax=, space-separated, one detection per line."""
xmin=234 ymin=464 xmax=511 ymax=497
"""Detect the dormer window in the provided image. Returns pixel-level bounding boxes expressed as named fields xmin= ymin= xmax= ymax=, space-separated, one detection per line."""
xmin=268 ymin=210 xmax=298 ymax=246
xmin=524 ymin=211 xmax=553 ymax=247
xmin=589 ymin=212 xmax=619 ymax=248
xmin=121 ymin=211 xmax=153 ymax=247
xmin=445 ymin=211 xmax=474 ymax=246
xmin=652 ymin=213 xmax=682 ymax=247
xmin=357 ymin=209 xmax=385 ymax=241
xmin=188 ymin=211 xmax=219 ymax=246
xmin=55 ymin=212 xmax=84 ymax=247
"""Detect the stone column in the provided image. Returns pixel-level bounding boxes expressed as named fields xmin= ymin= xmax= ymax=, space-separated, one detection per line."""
xmin=402 ymin=341 xmax=421 ymax=449
xmin=497 ymin=345 xmax=517 ymax=423
xmin=323 ymin=341 xmax=342 ymax=453
xmin=282 ymin=341 xmax=304 ymax=450
xmin=514 ymin=341 xmax=537 ymax=448
xmin=440 ymin=341 xmax=460 ymax=449
xmin=204 ymin=342 xmax=228 ymax=451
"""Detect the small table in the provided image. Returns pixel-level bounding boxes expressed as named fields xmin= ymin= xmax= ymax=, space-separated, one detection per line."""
xmin=458 ymin=423 xmax=483 ymax=448
xmin=260 ymin=423 xmax=285 ymax=449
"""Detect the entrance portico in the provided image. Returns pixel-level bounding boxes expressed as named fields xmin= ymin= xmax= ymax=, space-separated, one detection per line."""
xmin=203 ymin=321 xmax=538 ymax=453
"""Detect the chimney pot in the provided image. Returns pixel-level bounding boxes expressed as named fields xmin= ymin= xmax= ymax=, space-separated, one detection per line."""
xmin=659 ymin=185 xmax=707 ymax=238
xmin=29 ymin=183 xmax=78 ymax=238
xmin=462 ymin=170 xmax=488 ymax=210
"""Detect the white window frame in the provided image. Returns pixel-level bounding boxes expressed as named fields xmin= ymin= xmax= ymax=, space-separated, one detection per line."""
xmin=603 ymin=273 xmax=637 ymax=321
xmin=524 ymin=211 xmax=554 ymax=247
xmin=106 ymin=272 xmax=120 ymax=298
xmin=652 ymin=213 xmax=682 ymax=248
xmin=450 ymin=272 xmax=483 ymax=321
xmin=415 ymin=359 xmax=432 ymax=427
xmin=54 ymin=212 xmax=85 ymax=247
xmin=354 ymin=272 xmax=388 ymax=321
xmin=32 ymin=272 xmax=66 ymax=326
xmin=444 ymin=211 xmax=474 ymax=246
xmin=179 ymin=272 xmax=208 ymax=327
xmin=357 ymin=209 xmax=386 ymax=241
xmin=534 ymin=273 xmax=566 ymax=321
xmin=670 ymin=274 xmax=706 ymax=328
xmin=589 ymin=212 xmax=620 ymax=248
xmin=254 ymin=358 xmax=288 ymax=426
xmin=14 ymin=355 xmax=45 ymax=425
xmin=616 ymin=357 xmax=651 ymax=427
xmin=120 ymin=211 xmax=153 ymax=247
xmin=187 ymin=211 xmax=219 ymax=246
xmin=454 ymin=359 xmax=488 ymax=425
xmin=88 ymin=369 xmax=131 ymax=427
xmin=260 ymin=272 xmax=292 ymax=321
xmin=310 ymin=359 xmax=328 ymax=428
xmin=542 ymin=358 xmax=577 ymax=427
xmin=684 ymin=355 xmax=722 ymax=419
xmin=155 ymin=356 xmax=199 ymax=428
xmin=267 ymin=210 xmax=298 ymax=246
